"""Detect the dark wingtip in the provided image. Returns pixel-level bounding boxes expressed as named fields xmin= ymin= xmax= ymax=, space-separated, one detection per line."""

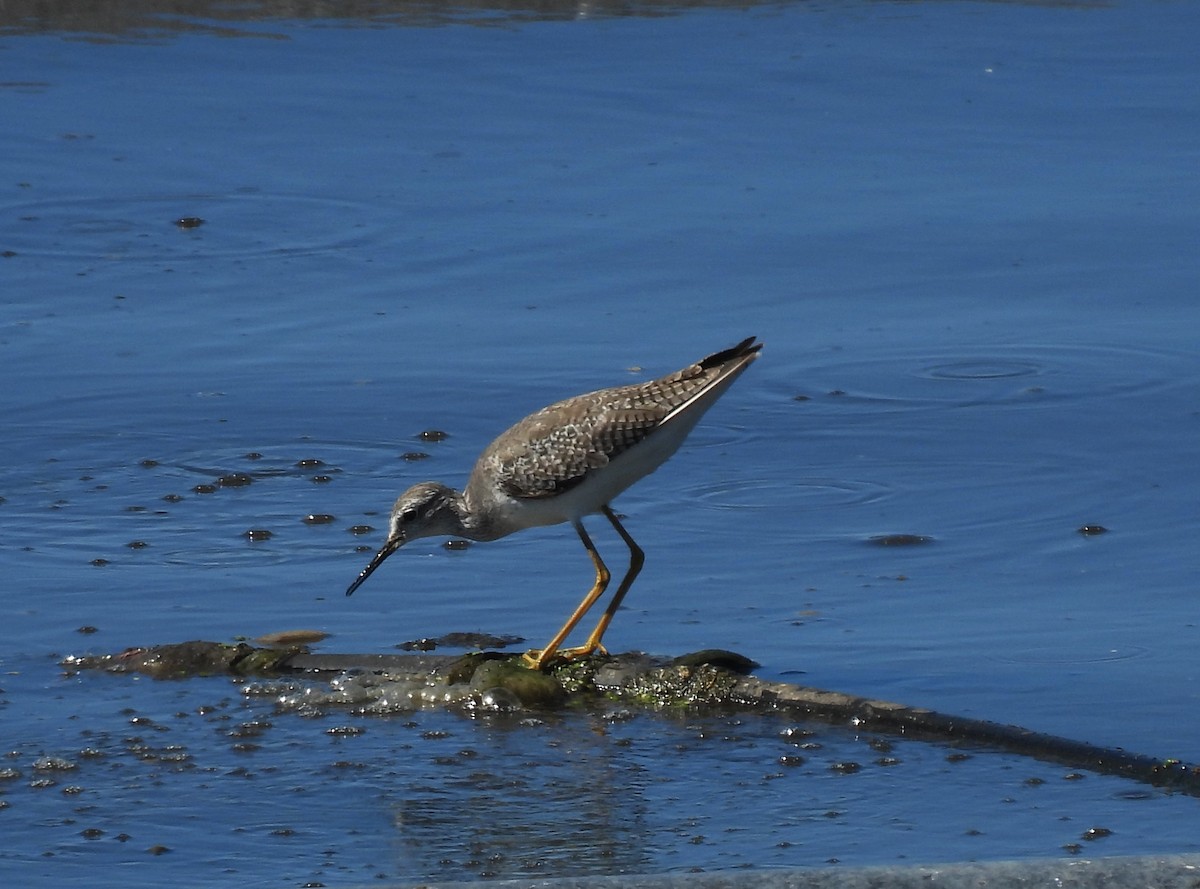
xmin=701 ymin=336 xmax=762 ymax=369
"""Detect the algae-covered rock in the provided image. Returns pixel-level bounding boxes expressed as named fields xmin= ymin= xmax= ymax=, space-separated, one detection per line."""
xmin=456 ymin=654 xmax=568 ymax=708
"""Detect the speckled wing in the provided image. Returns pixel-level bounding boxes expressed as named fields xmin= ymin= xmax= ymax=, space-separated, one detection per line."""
xmin=481 ymin=336 xmax=760 ymax=500
xmin=483 ymin=395 xmax=669 ymax=499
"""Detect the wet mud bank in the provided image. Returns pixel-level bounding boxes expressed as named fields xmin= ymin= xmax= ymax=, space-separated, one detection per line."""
xmin=66 ymin=640 xmax=1200 ymax=797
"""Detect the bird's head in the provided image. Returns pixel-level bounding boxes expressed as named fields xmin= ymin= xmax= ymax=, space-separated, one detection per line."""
xmin=344 ymin=482 xmax=462 ymax=596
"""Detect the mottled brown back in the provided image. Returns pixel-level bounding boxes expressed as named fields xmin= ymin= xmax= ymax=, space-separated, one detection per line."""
xmin=478 ymin=337 xmax=761 ymax=499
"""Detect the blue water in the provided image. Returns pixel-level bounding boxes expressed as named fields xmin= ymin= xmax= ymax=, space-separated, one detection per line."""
xmin=3 ymin=0 xmax=1200 ymax=885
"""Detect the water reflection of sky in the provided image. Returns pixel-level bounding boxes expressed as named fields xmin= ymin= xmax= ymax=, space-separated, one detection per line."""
xmin=2 ymin=0 xmax=1199 ymax=884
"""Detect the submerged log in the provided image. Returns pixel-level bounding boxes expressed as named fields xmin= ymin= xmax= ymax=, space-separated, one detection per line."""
xmin=63 ymin=640 xmax=1200 ymax=796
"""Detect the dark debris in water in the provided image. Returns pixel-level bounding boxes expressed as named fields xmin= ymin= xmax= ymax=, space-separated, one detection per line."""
xmin=62 ymin=641 xmax=300 ymax=680
xmin=399 ymin=637 xmax=438 ymax=652
xmin=670 ymin=648 xmax=759 ymax=674
xmin=867 ymin=533 xmax=935 ymax=547
xmin=399 ymin=631 xmax=525 ymax=652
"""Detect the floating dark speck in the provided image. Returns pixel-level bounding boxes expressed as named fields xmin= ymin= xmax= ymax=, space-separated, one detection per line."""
xmin=443 ymin=539 xmax=470 ymax=551
xmin=438 ymin=631 xmax=523 ymax=648
xmin=77 ymin=625 xmax=99 ymax=634
xmin=126 ymin=540 xmax=149 ymax=549
xmin=419 ymin=429 xmax=448 ymax=442
xmin=217 ymin=473 xmax=253 ymax=488
xmin=1078 ymin=524 xmax=1109 ymax=536
xmin=296 ymin=458 xmax=325 ymax=469
xmin=348 ymin=524 xmax=374 ymax=535
xmin=193 ymin=484 xmax=217 ymax=494
xmin=91 ymin=558 xmax=109 ymax=567
xmin=303 ymin=513 xmax=335 ymax=525
xmin=174 ymin=216 xmax=204 ymax=229
xmin=139 ymin=458 xmax=159 ymax=468
xmin=244 ymin=529 xmax=273 ymax=542
xmin=310 ymin=475 xmax=333 ymax=484
xmin=402 ymin=451 xmax=431 ymax=461
xmin=868 ymin=533 xmax=934 ymax=547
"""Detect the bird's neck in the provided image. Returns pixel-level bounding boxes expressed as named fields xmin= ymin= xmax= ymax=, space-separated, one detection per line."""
xmin=434 ymin=487 xmax=473 ymax=538
xmin=458 ymin=483 xmax=508 ymax=542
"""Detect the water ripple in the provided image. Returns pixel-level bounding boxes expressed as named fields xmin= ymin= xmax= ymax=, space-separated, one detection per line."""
xmin=4 ymin=190 xmax=382 ymax=262
xmin=790 ymin=343 xmax=1192 ymax=411
xmin=679 ymin=475 xmax=894 ymax=512
xmin=989 ymin=645 xmax=1150 ymax=666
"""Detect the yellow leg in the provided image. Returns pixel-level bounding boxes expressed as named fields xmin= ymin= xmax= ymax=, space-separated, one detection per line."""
xmin=577 ymin=505 xmax=644 ymax=655
xmin=523 ymin=519 xmax=610 ymax=670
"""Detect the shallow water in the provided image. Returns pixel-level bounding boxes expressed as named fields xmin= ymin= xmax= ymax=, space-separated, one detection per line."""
xmin=3 ymin=0 xmax=1200 ymax=884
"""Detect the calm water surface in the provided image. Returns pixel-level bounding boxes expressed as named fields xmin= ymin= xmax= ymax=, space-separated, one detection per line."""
xmin=2 ymin=0 xmax=1199 ymax=885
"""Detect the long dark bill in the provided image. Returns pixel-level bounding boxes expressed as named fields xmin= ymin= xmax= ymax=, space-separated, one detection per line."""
xmin=345 ymin=537 xmax=402 ymax=597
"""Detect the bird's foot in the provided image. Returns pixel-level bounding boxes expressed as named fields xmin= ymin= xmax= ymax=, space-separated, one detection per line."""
xmin=521 ymin=642 xmax=609 ymax=671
